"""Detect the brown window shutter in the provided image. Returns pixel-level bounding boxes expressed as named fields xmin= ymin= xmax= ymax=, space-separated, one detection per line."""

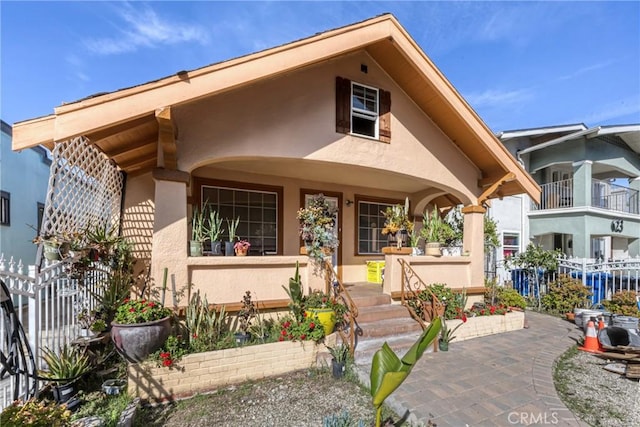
xmin=379 ymin=89 xmax=391 ymax=143
xmin=335 ymin=76 xmax=351 ymax=134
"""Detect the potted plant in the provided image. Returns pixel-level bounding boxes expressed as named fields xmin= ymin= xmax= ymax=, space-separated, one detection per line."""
xmin=439 ymin=316 xmax=466 ymax=351
xmin=297 ymin=194 xmax=339 ymax=265
xmin=110 ymin=298 xmax=173 ymax=362
xmin=235 ymin=291 xmax=255 ymax=345
xmin=420 ymin=205 xmax=453 ymax=257
xmin=408 ymin=228 xmax=423 ymax=256
xmin=40 ymin=345 xmax=92 ymax=403
xmin=381 ymin=197 xmax=413 ymax=249
xmin=190 ymin=206 xmax=207 ymax=256
xmin=303 ymin=290 xmax=347 ymax=336
xmin=234 ymin=239 xmax=251 ymax=256
xmin=206 ymin=208 xmax=224 ymax=255
xmin=327 ymin=343 xmax=350 ymax=378
xmin=225 ymin=217 xmax=240 ymax=256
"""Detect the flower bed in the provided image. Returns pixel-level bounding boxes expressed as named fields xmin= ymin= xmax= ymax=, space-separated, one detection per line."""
xmin=127 ymin=340 xmax=319 ymax=402
xmin=444 ymin=310 xmax=524 ymax=342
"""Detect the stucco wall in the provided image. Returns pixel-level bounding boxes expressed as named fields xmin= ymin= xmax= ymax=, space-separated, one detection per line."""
xmin=175 ymin=50 xmax=479 ymax=203
xmin=0 ymin=123 xmax=50 ymax=264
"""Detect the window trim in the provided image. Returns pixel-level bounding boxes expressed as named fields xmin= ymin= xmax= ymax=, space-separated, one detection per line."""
xmin=336 ymin=76 xmax=391 ymax=143
xmin=1 ymin=191 xmax=10 ymax=226
xmin=192 ymin=177 xmax=284 ymax=255
xmin=351 ymin=82 xmax=379 ymax=139
xmin=354 ymin=194 xmax=404 ymax=256
xmin=502 ymin=231 xmax=520 ymax=259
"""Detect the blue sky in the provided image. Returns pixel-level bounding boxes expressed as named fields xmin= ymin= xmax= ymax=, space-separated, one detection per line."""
xmin=1 ymin=1 xmax=639 ymax=132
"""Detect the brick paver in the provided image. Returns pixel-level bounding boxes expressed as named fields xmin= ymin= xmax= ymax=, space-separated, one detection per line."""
xmin=355 ymin=311 xmax=587 ymax=427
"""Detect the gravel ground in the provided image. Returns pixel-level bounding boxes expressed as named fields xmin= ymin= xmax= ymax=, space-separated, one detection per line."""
xmin=133 ymin=368 xmax=383 ymax=427
xmin=554 ymin=347 xmax=640 ymax=427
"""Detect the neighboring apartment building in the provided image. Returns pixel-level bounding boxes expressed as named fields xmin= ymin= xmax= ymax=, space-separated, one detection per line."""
xmin=0 ymin=119 xmax=51 ymax=264
xmin=490 ymin=123 xmax=640 ymax=280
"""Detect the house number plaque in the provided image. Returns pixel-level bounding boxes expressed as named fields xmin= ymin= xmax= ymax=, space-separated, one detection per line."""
xmin=611 ymin=219 xmax=623 ymax=233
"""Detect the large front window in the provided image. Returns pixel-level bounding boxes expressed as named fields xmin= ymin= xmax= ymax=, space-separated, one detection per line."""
xmin=357 ymin=198 xmax=399 ymax=254
xmin=200 ymin=182 xmax=281 ymax=255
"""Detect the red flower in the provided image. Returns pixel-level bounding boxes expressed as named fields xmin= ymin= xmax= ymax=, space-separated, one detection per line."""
xmin=490 ymin=306 xmax=496 ymax=315
xmin=480 ymin=309 xmax=486 ymax=315
xmin=278 ymin=336 xmax=284 ymax=341
xmin=462 ymin=314 xmax=468 ymax=323
xmin=141 ymin=299 xmax=146 ymax=304
xmin=123 ymin=297 xmax=130 ymax=303
xmin=162 ymin=359 xmax=172 ymax=367
xmin=300 ymin=334 xmax=306 ymax=340
xmin=192 ymin=333 xmax=198 ymax=339
xmin=309 ymin=322 xmax=315 ymax=329
xmin=148 ymin=302 xmax=155 ymax=307
xmin=283 ymin=321 xmax=291 ymax=329
xmin=129 ymin=308 xmax=135 ymax=312
xmin=160 ymin=352 xmax=170 ymax=359
xmin=281 ymin=329 xmax=287 ymax=336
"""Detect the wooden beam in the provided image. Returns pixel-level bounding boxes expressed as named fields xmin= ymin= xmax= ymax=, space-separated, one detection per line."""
xmin=102 ymin=137 xmax=156 ymax=159
xmin=12 ymin=116 xmax=55 ymax=150
xmin=155 ymin=107 xmax=177 ymax=170
xmin=478 ymin=172 xmax=515 ymax=205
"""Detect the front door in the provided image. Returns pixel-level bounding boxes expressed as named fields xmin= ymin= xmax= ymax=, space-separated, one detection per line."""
xmin=301 ymin=189 xmax=342 ymax=278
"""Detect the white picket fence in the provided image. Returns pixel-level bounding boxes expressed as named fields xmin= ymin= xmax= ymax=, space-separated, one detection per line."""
xmin=0 ymin=254 xmax=109 ymax=410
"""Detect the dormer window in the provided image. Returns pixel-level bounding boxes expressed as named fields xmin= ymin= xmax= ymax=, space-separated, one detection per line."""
xmin=351 ymin=83 xmax=378 ymax=138
xmin=336 ymin=76 xmax=391 ymax=143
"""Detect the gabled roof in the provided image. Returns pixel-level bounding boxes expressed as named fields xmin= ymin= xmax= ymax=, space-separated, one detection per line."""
xmin=12 ymin=14 xmax=539 ymax=201
xmin=497 ymin=123 xmax=587 ymax=140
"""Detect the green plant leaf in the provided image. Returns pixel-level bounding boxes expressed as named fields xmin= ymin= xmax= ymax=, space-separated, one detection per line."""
xmin=370 ymin=318 xmax=441 ymax=411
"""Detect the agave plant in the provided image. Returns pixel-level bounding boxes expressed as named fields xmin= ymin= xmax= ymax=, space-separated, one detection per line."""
xmin=370 ymin=317 xmax=442 ymax=427
xmin=40 ymin=345 xmax=91 ymax=382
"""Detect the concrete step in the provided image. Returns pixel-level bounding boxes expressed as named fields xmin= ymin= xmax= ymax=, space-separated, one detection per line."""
xmin=343 ymin=282 xmax=391 ymax=308
xmin=356 ymin=317 xmax=423 ymax=339
xmin=356 ymin=304 xmax=412 ymax=323
xmin=354 ymin=328 xmax=433 ymax=363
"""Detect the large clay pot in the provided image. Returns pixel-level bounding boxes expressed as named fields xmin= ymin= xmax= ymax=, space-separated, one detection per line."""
xmin=111 ymin=317 xmax=171 ymax=363
xmin=305 ymin=308 xmax=336 ymax=336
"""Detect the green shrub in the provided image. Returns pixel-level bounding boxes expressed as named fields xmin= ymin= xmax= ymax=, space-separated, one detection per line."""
xmin=1 ymin=398 xmax=71 ymax=427
xmin=541 ymin=275 xmax=591 ymax=314
xmin=602 ymin=290 xmax=640 ymax=316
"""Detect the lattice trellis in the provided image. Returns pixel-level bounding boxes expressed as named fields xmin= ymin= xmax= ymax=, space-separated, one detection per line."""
xmin=40 ymin=136 xmax=124 ymax=243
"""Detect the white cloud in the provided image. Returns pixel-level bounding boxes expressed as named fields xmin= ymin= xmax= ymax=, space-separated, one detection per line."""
xmin=575 ymin=96 xmax=640 ymax=124
xmin=558 ymin=60 xmax=614 ymax=81
xmin=465 ymin=88 xmax=534 ymax=109
xmin=83 ymin=3 xmax=209 ymax=55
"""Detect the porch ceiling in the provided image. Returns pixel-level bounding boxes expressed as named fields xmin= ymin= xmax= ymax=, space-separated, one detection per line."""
xmin=200 ymin=159 xmax=433 ymax=194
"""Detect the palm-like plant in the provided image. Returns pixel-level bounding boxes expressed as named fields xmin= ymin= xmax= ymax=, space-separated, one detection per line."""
xmin=40 ymin=345 xmax=91 ymax=382
xmin=370 ymin=317 xmax=442 ymax=427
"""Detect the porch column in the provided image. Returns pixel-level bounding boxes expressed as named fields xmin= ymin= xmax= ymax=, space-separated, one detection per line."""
xmin=151 ymin=169 xmax=190 ymax=297
xmin=573 ymin=160 xmax=592 ymax=207
xmin=461 ymin=204 xmax=485 ymax=287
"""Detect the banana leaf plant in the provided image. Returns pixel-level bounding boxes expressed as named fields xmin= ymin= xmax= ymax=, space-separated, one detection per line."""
xmin=370 ymin=317 xmax=442 ymax=427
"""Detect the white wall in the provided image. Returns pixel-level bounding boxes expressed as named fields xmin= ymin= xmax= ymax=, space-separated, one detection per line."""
xmin=0 ymin=120 xmax=51 ymax=266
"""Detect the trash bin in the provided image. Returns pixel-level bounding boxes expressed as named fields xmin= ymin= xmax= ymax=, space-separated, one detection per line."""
xmin=366 ymin=261 xmax=385 ymax=284
xmin=570 ymin=271 xmax=610 ymax=305
xmin=511 ymin=269 xmax=529 ymax=296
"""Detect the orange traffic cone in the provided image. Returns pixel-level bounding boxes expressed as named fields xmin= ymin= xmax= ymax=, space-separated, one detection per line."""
xmin=597 ymin=316 xmax=605 ymax=331
xmin=579 ymin=319 xmax=602 ymax=353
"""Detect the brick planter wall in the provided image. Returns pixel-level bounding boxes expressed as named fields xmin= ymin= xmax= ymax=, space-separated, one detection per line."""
xmin=127 ymin=340 xmax=319 ymax=402
xmin=447 ymin=310 xmax=524 ymax=342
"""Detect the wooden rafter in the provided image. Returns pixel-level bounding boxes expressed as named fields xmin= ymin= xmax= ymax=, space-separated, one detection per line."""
xmin=478 ymin=172 xmax=515 ymax=205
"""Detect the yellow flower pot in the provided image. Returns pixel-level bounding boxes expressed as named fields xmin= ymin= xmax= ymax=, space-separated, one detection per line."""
xmin=305 ymin=308 xmax=336 ymax=336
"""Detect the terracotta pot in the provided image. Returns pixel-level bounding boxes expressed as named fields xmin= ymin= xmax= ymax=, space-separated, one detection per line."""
xmin=111 ymin=316 xmax=171 ymax=363
xmin=235 ymin=248 xmax=248 ymax=256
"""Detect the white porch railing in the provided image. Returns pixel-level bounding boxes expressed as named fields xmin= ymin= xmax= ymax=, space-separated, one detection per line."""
xmin=0 ymin=254 xmax=109 ymax=410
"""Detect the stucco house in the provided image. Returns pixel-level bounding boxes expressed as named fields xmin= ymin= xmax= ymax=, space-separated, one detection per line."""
xmin=12 ymin=15 xmax=539 ymax=312
xmin=490 ymin=123 xmax=640 ymax=279
xmin=0 ymin=120 xmax=51 ymax=264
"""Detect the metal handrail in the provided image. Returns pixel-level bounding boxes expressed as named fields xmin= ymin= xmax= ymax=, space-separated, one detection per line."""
xmin=324 ymin=264 xmax=359 ymax=356
xmin=397 ymin=258 xmax=442 ymax=351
